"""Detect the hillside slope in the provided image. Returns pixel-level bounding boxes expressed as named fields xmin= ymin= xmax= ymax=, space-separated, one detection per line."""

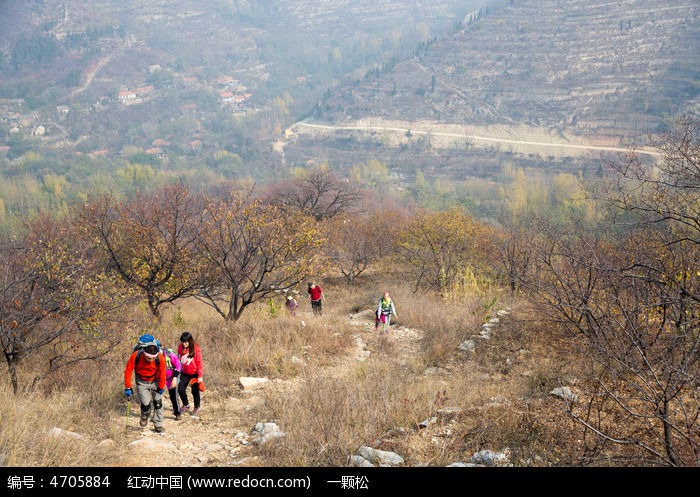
xmin=103 ymin=303 xmax=545 ymax=468
xmin=313 ymin=0 xmax=700 ymax=142
xmin=282 ymin=0 xmax=699 ymax=180
xmin=110 ymin=309 xmax=445 ymax=467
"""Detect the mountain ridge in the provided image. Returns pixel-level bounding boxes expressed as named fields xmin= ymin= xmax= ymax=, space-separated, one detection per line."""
xmin=312 ymin=0 xmax=700 ymax=143
xmin=1 ymin=0 xmax=698 ymax=190
xmin=278 ymin=0 xmax=700 ymax=182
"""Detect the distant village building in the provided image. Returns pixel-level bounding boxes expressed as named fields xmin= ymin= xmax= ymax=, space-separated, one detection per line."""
xmin=117 ymin=86 xmax=153 ymax=106
xmin=216 ymin=75 xmax=239 ymax=87
xmin=220 ymin=91 xmax=252 ymax=109
xmin=146 ymin=147 xmax=166 ymax=158
xmin=136 ymin=85 xmax=154 ymax=96
xmin=233 ymin=94 xmax=251 ymax=107
xmin=182 ymin=76 xmax=200 ymax=86
xmin=219 ymin=91 xmax=235 ymax=103
xmin=118 ymin=90 xmax=137 ymax=103
xmin=2 ymin=111 xmax=22 ymax=125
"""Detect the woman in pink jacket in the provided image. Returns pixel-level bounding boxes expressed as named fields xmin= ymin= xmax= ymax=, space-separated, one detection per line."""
xmin=177 ymin=331 xmax=204 ymax=416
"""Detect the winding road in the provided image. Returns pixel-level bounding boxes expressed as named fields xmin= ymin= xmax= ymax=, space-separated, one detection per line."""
xmin=293 ymin=121 xmax=661 ymax=158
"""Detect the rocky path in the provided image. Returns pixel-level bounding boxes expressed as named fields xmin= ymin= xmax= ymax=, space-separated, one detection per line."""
xmin=109 ymin=308 xmax=424 ymax=467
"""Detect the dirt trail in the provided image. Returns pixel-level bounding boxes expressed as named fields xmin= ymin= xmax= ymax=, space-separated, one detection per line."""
xmin=71 ymin=53 xmax=114 ymax=97
xmin=110 ymin=308 xmax=423 ymax=467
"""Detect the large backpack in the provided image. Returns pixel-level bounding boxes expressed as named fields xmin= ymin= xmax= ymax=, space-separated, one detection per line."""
xmin=160 ymin=347 xmax=176 ymax=371
xmin=133 ymin=333 xmax=161 ymax=368
xmin=380 ymin=298 xmax=393 ymax=315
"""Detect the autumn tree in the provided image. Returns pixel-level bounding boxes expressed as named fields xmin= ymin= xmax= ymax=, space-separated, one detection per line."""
xmin=394 ymin=209 xmax=498 ymax=294
xmin=265 ymin=165 xmax=364 ymax=221
xmin=519 ymin=117 xmax=700 ymax=466
xmin=0 ymin=213 xmax=134 ymax=394
xmin=324 ymin=208 xmax=404 ymax=284
xmin=80 ymin=183 xmax=205 ymax=319
xmin=194 ymin=191 xmax=326 ymax=321
xmin=348 ymin=159 xmax=391 ymax=190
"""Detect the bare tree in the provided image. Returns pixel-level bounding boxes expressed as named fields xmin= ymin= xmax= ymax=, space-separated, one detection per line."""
xmin=194 ymin=192 xmax=326 ymax=320
xmin=0 ymin=214 xmax=133 ymax=394
xmin=266 ymin=166 xmax=365 ymax=221
xmin=324 ymin=214 xmax=376 ymax=285
xmin=496 ymin=219 xmax=533 ymax=295
xmin=324 ymin=208 xmax=404 ymax=284
xmin=520 ymin=117 xmax=700 ymax=466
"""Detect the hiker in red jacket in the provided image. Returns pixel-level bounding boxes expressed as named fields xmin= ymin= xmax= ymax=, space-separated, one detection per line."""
xmin=124 ymin=334 xmax=167 ymax=433
xmin=307 ymin=281 xmax=326 ymax=316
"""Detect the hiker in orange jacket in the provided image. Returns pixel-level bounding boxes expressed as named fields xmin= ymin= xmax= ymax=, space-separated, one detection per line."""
xmin=124 ymin=334 xmax=167 ymax=433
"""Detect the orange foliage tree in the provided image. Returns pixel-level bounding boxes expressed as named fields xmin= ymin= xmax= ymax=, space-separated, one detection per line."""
xmin=79 ymin=183 xmax=206 ymax=319
xmin=394 ymin=209 xmax=499 ymax=293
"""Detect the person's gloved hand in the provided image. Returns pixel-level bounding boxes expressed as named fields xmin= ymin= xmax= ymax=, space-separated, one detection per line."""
xmin=125 ymin=388 xmax=132 ymax=399
xmin=198 ymin=381 xmax=205 ymax=392
xmin=157 ymin=388 xmax=165 ymax=395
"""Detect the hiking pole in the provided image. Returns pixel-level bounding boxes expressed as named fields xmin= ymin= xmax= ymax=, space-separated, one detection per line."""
xmin=125 ymin=397 xmax=132 ymax=429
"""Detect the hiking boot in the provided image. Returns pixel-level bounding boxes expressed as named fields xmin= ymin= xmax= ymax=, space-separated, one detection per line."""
xmin=155 ymin=426 xmax=165 ymax=433
xmin=192 ymin=408 xmax=200 ymax=416
xmin=174 ymin=413 xmax=182 ymax=420
xmin=139 ymin=415 xmax=148 ymax=427
xmin=180 ymin=404 xmax=190 ymax=413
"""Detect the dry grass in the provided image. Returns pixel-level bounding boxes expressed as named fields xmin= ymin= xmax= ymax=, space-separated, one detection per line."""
xmin=0 ymin=279 xmax=607 ymax=467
